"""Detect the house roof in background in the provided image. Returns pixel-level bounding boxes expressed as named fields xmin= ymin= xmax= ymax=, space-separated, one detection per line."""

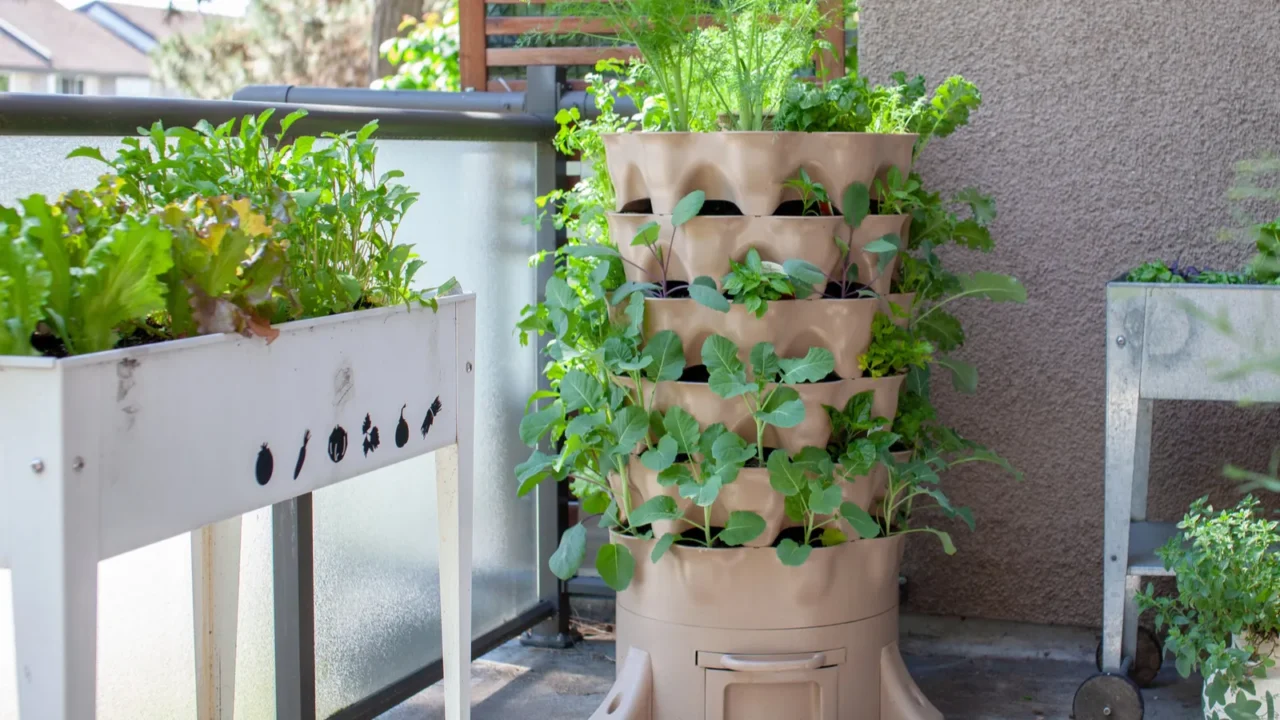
xmin=0 ymin=0 xmax=150 ymax=75
xmin=98 ymin=1 xmax=207 ymax=41
xmin=0 ymin=24 xmax=50 ymax=71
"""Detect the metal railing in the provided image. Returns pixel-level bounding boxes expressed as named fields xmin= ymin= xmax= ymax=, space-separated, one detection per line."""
xmin=0 ymin=81 xmax=564 ymax=720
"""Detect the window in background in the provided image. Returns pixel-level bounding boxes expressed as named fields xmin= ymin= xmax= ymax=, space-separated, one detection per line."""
xmin=57 ymin=76 xmax=85 ymax=95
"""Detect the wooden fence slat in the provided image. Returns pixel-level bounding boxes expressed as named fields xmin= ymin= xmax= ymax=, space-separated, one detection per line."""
xmin=486 ymin=46 xmax=641 ymax=67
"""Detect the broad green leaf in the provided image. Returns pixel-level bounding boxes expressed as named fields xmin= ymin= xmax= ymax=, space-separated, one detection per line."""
xmin=955 ymin=187 xmax=996 ymax=226
xmin=957 ymin=272 xmax=1027 ymax=303
xmin=749 ymin=342 xmax=780 ymax=379
xmin=688 ymin=279 xmax=730 ymax=312
xmin=609 ymin=406 xmax=650 ymax=453
xmin=783 ymin=259 xmax=827 ymax=290
xmin=936 ymin=355 xmax=978 ymax=394
xmin=611 ymin=281 xmax=660 ymax=304
xmin=515 ymin=451 xmax=556 ymax=496
xmin=671 ymin=190 xmax=706 ymax=227
xmin=916 ymin=310 xmax=965 ymax=353
xmin=581 ymin=492 xmax=611 ymax=516
xmin=67 ymin=146 xmax=107 ymax=164
xmin=641 ymin=435 xmax=678 ymax=472
xmin=549 ymin=524 xmax=587 ymax=580
xmin=596 ymin=543 xmax=636 ymax=591
xmin=657 ymin=463 xmax=694 ymax=487
xmin=519 ymin=400 xmax=563 ymax=446
xmin=779 ymin=347 xmax=835 ymax=383
xmin=863 ymin=236 xmax=900 ymax=254
xmin=628 ymin=496 xmax=682 ymax=526
xmin=821 ymin=527 xmax=848 ymax=547
xmin=709 ymin=370 xmax=755 ymax=399
xmin=641 ymin=330 xmax=686 ymax=382
xmin=560 ymin=370 xmax=604 ymax=412
xmin=702 ymin=335 xmax=744 ymax=374
xmin=631 ymin=221 xmax=662 ymax=247
xmin=662 ymin=406 xmax=701 ymax=454
xmin=691 ymin=474 xmax=722 ymax=507
xmin=767 ymin=451 xmax=806 ymax=497
xmin=776 ymin=538 xmax=812 ymax=566
xmin=926 ymin=528 xmax=957 ymax=555
xmin=841 ymin=502 xmax=882 ymax=539
xmin=809 ymin=484 xmax=843 ymax=516
xmin=545 ymin=275 xmax=574 ymax=310
xmin=758 ymin=388 xmax=805 ymax=428
xmin=564 ymin=410 xmax=604 ymax=438
xmin=842 ymin=182 xmax=870 ymax=228
xmin=76 ymin=218 xmax=174 ymax=353
xmin=699 ymin=423 xmax=729 ymax=458
xmin=718 ymin=511 xmax=766 ymax=546
xmin=562 ymin=244 xmax=620 ymax=259
xmin=711 ymin=432 xmax=755 ymax=466
xmin=651 ymin=533 xmax=677 ymax=562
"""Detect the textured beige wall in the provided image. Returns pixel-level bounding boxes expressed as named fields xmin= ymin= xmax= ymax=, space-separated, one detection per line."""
xmin=861 ymin=0 xmax=1280 ymax=626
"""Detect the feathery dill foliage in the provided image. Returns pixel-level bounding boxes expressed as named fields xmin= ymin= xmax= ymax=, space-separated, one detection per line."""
xmin=544 ymin=0 xmax=832 ymax=131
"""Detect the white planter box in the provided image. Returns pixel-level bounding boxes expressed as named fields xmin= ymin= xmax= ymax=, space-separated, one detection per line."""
xmin=0 ymin=294 xmax=478 ymax=720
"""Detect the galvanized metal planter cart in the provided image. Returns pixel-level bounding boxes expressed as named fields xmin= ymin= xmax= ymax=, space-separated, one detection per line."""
xmin=0 ymin=294 xmax=478 ymax=720
xmin=1073 ymin=281 xmax=1280 ymax=720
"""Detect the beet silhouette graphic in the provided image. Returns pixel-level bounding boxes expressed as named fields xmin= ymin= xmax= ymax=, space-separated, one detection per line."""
xmin=328 ymin=426 xmax=348 ymax=463
xmin=293 ymin=430 xmax=311 ymax=479
xmin=395 ymin=405 xmax=409 ymax=448
xmin=255 ymin=444 xmax=273 ymax=485
xmin=421 ymin=396 xmax=442 ymax=438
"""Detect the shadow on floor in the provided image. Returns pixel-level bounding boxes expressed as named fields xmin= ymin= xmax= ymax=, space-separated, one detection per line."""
xmin=382 ymin=636 xmax=1202 ymax=719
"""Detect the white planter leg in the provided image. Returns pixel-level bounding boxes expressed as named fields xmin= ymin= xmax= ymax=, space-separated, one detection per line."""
xmin=436 ymin=301 xmax=476 ymax=720
xmin=192 ymin=518 xmax=243 ymax=720
xmin=8 ymin=452 xmax=100 ymax=720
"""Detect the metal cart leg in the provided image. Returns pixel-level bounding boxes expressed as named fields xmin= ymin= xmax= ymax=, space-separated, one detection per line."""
xmin=1102 ymin=295 xmax=1149 ymax=672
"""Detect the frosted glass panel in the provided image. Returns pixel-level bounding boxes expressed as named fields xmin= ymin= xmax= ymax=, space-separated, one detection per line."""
xmin=313 ymin=139 xmax=541 ymax=715
xmin=96 ymin=536 xmax=197 ymax=718
xmin=0 ymin=136 xmax=117 ymax=204
xmin=0 ymin=571 xmax=15 ymax=720
xmin=235 ymin=508 xmax=277 ymax=719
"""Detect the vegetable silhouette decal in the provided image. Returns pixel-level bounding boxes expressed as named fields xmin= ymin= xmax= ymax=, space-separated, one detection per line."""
xmin=362 ymin=413 xmax=380 ymax=456
xmin=395 ymin=405 xmax=410 ymax=448
xmin=293 ymin=430 xmax=311 ymax=479
xmin=255 ymin=443 xmax=273 ymax=485
xmin=328 ymin=426 xmax=348 ymax=463
xmin=421 ymin=396 xmax=442 ymax=438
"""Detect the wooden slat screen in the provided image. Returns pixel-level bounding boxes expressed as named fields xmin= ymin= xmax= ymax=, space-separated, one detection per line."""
xmin=459 ymin=0 xmax=846 ymax=92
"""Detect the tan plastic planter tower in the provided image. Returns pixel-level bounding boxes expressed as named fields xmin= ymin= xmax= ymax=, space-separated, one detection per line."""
xmin=591 ymin=131 xmax=940 ymax=720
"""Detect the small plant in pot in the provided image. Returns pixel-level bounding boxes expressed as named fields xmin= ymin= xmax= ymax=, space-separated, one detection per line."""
xmin=1138 ymin=496 xmax=1280 ymax=719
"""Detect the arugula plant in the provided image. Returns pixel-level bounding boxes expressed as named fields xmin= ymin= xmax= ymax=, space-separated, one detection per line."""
xmin=1137 ymin=497 xmax=1280 ymax=717
xmin=639 ymin=411 xmax=767 ymax=554
xmin=615 ymin=190 xmax=709 ymax=298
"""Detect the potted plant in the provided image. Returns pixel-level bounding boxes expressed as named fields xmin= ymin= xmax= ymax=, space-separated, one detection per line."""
xmin=516 ymin=7 xmax=1021 ymax=711
xmin=1137 ymin=497 xmax=1280 ymax=719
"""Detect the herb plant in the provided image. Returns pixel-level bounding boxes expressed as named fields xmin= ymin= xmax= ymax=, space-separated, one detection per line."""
xmin=858 ymin=313 xmax=934 ymax=379
xmin=1137 ymin=497 xmax=1280 ymax=717
xmin=782 ymin=169 xmax=832 ymax=216
xmin=723 ymin=249 xmax=795 ymax=317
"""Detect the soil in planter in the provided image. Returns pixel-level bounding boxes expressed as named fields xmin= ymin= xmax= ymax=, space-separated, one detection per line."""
xmin=29 ymin=321 xmax=172 ymax=358
xmin=679 ymin=365 xmax=711 ymax=383
xmin=773 ymin=198 xmax=885 ymax=217
xmin=616 ymin=199 xmax=745 ymax=217
xmin=743 ymin=449 xmax=784 ymax=468
xmin=819 ymin=280 xmax=873 ymax=299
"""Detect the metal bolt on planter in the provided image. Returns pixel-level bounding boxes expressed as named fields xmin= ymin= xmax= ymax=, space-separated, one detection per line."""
xmin=29 ymin=459 xmax=44 ymax=473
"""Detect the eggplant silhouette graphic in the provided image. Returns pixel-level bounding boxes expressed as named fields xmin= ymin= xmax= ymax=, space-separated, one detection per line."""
xmin=256 ymin=443 xmax=273 ymax=485
xmin=395 ymin=405 xmax=409 ymax=448
xmin=328 ymin=426 xmax=348 ymax=463
xmin=420 ymin=396 xmax=442 ymax=438
xmin=293 ymin=430 xmax=311 ymax=479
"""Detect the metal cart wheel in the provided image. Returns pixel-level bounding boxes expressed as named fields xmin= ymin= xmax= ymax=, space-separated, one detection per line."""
xmin=1095 ymin=627 xmax=1164 ymax=687
xmin=1073 ymin=672 xmax=1145 ymax=720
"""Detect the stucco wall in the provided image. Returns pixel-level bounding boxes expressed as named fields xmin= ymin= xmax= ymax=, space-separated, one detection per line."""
xmin=861 ymin=0 xmax=1280 ymax=626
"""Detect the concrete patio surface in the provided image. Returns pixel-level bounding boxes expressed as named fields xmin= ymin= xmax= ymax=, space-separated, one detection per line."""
xmin=385 ymin=616 xmax=1202 ymax=719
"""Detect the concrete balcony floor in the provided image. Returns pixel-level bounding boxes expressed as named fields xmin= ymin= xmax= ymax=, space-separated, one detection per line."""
xmin=384 ymin=616 xmax=1202 ymax=719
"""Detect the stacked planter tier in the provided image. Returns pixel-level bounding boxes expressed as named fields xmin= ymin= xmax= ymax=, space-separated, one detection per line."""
xmin=592 ymin=132 xmax=940 ymax=720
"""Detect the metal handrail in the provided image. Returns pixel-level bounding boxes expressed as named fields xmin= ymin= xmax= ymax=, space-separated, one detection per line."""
xmin=0 ymin=91 xmax=555 ymax=141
